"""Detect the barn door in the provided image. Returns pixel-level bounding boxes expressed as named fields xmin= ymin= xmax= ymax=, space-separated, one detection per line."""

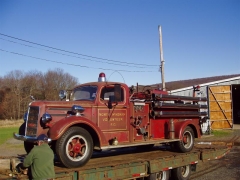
xmin=208 ymin=85 xmax=233 ymax=129
xmin=232 ymin=84 xmax=240 ymax=124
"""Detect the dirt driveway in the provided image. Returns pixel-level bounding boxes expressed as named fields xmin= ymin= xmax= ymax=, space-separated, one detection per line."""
xmin=191 ymin=146 xmax=240 ymax=180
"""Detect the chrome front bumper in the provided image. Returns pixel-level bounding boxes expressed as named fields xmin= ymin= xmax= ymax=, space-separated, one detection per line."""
xmin=13 ymin=133 xmax=52 ymax=143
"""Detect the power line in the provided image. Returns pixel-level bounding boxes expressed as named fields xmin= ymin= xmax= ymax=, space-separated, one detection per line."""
xmin=0 ymin=33 xmax=159 ymax=67
xmin=0 ymin=49 xmax=157 ymax=73
xmin=0 ymin=37 xmax=150 ymax=69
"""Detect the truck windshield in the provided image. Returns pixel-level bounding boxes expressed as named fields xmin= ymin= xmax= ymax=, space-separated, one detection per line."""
xmin=71 ymin=86 xmax=97 ymax=101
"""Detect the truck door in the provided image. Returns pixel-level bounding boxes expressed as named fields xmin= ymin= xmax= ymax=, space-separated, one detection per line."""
xmin=98 ymin=84 xmax=130 ymax=144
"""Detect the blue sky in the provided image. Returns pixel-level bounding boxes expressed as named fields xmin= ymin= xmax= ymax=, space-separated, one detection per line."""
xmin=0 ymin=0 xmax=239 ymax=86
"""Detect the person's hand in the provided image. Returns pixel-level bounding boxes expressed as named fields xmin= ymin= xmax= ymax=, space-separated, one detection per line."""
xmin=16 ymin=163 xmax=28 ymax=175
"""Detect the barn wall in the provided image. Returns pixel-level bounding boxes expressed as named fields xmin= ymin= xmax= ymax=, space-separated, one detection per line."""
xmin=168 ymin=77 xmax=240 ymax=132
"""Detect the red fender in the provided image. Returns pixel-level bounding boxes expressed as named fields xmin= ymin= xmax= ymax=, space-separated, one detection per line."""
xmin=48 ymin=115 xmax=108 ymax=146
xmin=174 ymin=119 xmax=201 ymax=139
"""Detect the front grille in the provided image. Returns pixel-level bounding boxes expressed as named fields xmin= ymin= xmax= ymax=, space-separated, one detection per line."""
xmin=26 ymin=106 xmax=39 ymax=137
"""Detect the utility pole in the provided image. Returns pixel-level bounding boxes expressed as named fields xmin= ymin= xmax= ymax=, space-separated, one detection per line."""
xmin=158 ymin=25 xmax=166 ymax=91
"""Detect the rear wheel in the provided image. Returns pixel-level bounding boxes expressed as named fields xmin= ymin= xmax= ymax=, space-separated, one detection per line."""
xmin=175 ymin=126 xmax=194 ymax=152
xmin=147 ymin=170 xmax=169 ymax=180
xmin=56 ymin=127 xmax=93 ymax=168
xmin=172 ymin=165 xmax=191 ymax=180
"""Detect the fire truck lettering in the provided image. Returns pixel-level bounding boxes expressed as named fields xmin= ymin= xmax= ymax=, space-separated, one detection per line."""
xmin=110 ymin=123 xmax=116 ymax=126
xmin=102 ymin=118 xmax=123 ymax=122
xmin=99 ymin=113 xmax=108 ymax=116
xmin=99 ymin=113 xmax=125 ymax=116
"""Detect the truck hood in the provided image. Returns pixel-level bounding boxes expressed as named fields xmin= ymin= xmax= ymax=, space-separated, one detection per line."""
xmin=29 ymin=100 xmax=95 ymax=121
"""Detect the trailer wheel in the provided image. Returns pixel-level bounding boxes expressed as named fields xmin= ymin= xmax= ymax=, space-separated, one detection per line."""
xmin=56 ymin=126 xmax=93 ymax=168
xmin=172 ymin=165 xmax=191 ymax=180
xmin=147 ymin=170 xmax=169 ymax=180
xmin=175 ymin=126 xmax=194 ymax=152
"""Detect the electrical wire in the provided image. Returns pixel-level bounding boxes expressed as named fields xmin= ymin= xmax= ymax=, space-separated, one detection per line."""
xmin=0 ymin=37 xmax=151 ymax=69
xmin=0 ymin=49 xmax=158 ymax=73
xmin=0 ymin=33 xmax=159 ymax=67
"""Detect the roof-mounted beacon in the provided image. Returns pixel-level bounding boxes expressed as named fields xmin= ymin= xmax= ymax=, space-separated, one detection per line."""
xmin=98 ymin=72 xmax=106 ymax=82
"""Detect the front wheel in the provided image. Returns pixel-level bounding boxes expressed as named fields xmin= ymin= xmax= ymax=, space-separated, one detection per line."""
xmin=171 ymin=165 xmax=191 ymax=180
xmin=24 ymin=142 xmax=34 ymax=154
xmin=19 ymin=122 xmax=34 ymax=153
xmin=175 ymin=126 xmax=194 ymax=153
xmin=56 ymin=127 xmax=93 ymax=168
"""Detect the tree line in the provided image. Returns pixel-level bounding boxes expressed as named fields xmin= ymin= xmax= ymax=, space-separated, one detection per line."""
xmin=0 ymin=68 xmax=78 ymax=120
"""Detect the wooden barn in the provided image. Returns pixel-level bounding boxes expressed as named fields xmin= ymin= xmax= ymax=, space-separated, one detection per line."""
xmin=166 ymin=74 xmax=240 ymax=131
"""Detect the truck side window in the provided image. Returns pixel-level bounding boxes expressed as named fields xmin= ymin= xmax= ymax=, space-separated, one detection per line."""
xmin=100 ymin=86 xmax=124 ymax=102
xmin=72 ymin=86 xmax=97 ymax=101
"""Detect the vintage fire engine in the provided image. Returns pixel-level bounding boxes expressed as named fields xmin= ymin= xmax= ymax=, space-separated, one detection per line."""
xmin=14 ymin=72 xmax=208 ymax=168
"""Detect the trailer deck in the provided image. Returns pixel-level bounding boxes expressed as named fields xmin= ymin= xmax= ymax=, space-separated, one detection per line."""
xmin=0 ymin=144 xmax=232 ymax=180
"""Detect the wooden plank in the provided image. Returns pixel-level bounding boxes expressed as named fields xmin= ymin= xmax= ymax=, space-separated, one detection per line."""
xmin=210 ymin=119 xmax=233 ymax=121
xmin=210 ymin=112 xmax=232 ymax=121
xmin=209 ymin=101 xmax=232 ymax=111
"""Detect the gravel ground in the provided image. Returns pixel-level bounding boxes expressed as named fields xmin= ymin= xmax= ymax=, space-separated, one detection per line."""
xmin=0 ymin=138 xmax=25 ymax=158
xmin=191 ymin=146 xmax=240 ymax=180
xmin=192 ymin=129 xmax=240 ymax=180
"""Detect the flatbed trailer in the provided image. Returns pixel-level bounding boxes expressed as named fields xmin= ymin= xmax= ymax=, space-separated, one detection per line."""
xmin=0 ymin=144 xmax=232 ymax=180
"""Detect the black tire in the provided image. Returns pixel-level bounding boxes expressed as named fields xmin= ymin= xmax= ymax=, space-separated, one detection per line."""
xmin=55 ymin=127 xmax=93 ymax=168
xmin=19 ymin=122 xmax=34 ymax=153
xmin=147 ymin=170 xmax=169 ymax=180
xmin=18 ymin=122 xmax=26 ymax=135
xmin=171 ymin=165 xmax=191 ymax=180
xmin=24 ymin=141 xmax=34 ymax=154
xmin=175 ymin=126 xmax=194 ymax=152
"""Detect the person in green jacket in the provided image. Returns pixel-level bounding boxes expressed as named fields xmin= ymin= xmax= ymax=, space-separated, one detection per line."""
xmin=23 ymin=134 xmax=55 ymax=180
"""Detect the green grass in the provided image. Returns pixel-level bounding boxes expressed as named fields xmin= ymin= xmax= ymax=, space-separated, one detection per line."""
xmin=211 ymin=129 xmax=233 ymax=137
xmin=0 ymin=127 xmax=19 ymax=145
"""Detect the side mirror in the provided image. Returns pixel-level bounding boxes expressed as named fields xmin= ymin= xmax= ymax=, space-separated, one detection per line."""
xmin=59 ymin=90 xmax=67 ymax=100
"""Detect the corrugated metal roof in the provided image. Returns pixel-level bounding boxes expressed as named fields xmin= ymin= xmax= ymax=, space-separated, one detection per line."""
xmin=135 ymin=74 xmax=240 ymax=92
xmin=169 ymin=75 xmax=240 ymax=93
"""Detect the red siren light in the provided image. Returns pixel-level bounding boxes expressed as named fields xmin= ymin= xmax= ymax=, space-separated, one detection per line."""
xmin=98 ymin=72 xmax=106 ymax=82
xmin=193 ymin=85 xmax=200 ymax=91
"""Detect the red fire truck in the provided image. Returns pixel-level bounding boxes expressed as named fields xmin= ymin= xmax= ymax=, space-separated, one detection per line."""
xmin=14 ymin=72 xmax=208 ymax=168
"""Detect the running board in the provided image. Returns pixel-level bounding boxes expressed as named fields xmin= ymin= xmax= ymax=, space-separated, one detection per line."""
xmin=100 ymin=139 xmax=180 ymax=150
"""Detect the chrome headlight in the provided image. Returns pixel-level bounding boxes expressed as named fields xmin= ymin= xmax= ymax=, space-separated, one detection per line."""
xmin=72 ymin=105 xmax=84 ymax=116
xmin=42 ymin=113 xmax=52 ymax=124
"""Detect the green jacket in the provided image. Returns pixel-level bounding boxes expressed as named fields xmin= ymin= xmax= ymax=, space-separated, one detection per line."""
xmin=23 ymin=143 xmax=55 ymax=180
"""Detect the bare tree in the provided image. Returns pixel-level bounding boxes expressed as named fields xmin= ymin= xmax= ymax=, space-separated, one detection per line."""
xmin=43 ymin=68 xmax=78 ymax=100
xmin=0 ymin=70 xmax=24 ymax=119
xmin=0 ymin=68 xmax=78 ymax=119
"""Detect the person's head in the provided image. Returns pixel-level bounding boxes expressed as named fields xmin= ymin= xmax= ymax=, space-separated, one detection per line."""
xmin=37 ymin=134 xmax=48 ymax=145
